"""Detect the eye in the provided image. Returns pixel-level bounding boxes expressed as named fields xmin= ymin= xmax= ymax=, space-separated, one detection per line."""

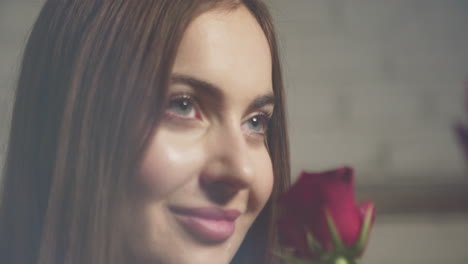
xmin=243 ymin=112 xmax=271 ymax=135
xmin=165 ymin=94 xmax=201 ymax=120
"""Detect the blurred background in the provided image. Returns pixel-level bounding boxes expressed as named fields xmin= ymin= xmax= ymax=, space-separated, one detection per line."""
xmin=1 ymin=0 xmax=467 ymax=263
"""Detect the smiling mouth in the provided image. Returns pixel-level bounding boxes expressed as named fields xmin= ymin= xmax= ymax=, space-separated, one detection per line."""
xmin=170 ymin=206 xmax=241 ymax=242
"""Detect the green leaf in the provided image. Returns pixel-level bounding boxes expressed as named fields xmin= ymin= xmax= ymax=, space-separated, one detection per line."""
xmin=332 ymin=256 xmax=360 ymax=264
xmin=325 ymin=209 xmax=345 ymax=250
xmin=306 ymin=231 xmax=324 ymax=254
xmin=351 ymin=204 xmax=374 ymax=255
xmin=334 ymin=256 xmax=349 ymax=264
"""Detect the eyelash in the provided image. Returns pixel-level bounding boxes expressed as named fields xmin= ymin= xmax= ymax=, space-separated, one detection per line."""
xmin=164 ymin=93 xmax=202 ymax=121
xmin=243 ymin=111 xmax=272 ymax=136
xmin=164 ymin=93 xmax=273 ymax=135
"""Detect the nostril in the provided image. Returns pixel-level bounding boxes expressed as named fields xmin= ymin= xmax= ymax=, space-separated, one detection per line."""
xmin=202 ymin=181 xmax=241 ymax=204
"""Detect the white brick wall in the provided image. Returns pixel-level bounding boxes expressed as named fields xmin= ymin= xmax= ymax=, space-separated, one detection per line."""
xmin=1 ymin=0 xmax=467 ymax=182
xmin=0 ymin=0 xmax=45 ymax=174
xmin=267 ymin=0 xmax=468 ymax=180
xmin=0 ymin=1 xmax=467 ymax=263
xmin=362 ymin=213 xmax=468 ymax=264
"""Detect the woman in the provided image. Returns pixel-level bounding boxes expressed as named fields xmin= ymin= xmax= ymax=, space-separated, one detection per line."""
xmin=0 ymin=0 xmax=290 ymax=263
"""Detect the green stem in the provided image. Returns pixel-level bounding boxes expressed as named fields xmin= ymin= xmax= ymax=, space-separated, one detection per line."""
xmin=325 ymin=209 xmax=345 ymax=250
xmin=352 ymin=205 xmax=374 ymax=255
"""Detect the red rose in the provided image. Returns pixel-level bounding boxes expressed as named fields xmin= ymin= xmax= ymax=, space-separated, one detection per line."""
xmin=277 ymin=166 xmax=375 ymax=260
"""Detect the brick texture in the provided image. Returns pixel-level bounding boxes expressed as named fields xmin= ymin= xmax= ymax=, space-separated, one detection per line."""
xmin=0 ymin=1 xmax=467 ymax=263
xmin=267 ymin=0 xmax=468 ymax=180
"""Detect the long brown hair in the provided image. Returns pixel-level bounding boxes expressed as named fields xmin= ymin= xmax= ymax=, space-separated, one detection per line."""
xmin=0 ymin=1 xmax=290 ymax=263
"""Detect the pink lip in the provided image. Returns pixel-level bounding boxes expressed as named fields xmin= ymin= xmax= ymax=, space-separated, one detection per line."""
xmin=171 ymin=206 xmax=241 ymax=242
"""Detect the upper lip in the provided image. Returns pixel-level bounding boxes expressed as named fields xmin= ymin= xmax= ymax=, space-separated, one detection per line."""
xmin=170 ymin=206 xmax=241 ymax=221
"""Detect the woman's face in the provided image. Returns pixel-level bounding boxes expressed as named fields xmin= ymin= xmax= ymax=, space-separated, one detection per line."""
xmin=131 ymin=6 xmax=274 ymax=264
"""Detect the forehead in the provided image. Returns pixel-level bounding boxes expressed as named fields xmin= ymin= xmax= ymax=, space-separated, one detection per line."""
xmin=172 ymin=6 xmax=273 ymax=98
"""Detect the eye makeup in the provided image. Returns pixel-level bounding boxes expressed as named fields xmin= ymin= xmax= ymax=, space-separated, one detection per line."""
xmin=165 ymin=93 xmax=202 ymax=121
xmin=242 ymin=111 xmax=272 ymax=136
xmin=164 ymin=80 xmax=274 ymax=140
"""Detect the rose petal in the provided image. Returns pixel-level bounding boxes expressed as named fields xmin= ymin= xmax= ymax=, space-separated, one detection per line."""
xmin=277 ymin=212 xmax=312 ymax=258
xmin=277 ymin=166 xmax=375 ymax=259
xmin=358 ymin=201 xmax=376 ymax=224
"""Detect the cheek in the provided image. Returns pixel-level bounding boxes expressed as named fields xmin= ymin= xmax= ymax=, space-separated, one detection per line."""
xmin=138 ymin=132 xmax=204 ymax=198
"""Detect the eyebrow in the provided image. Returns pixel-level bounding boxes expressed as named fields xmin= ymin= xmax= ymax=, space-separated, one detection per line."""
xmin=170 ymin=74 xmax=275 ymax=111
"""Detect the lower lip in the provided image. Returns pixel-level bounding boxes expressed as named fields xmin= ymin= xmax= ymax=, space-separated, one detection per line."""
xmin=174 ymin=214 xmax=236 ymax=242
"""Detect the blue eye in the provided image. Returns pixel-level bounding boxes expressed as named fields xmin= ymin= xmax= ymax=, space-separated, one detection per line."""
xmin=166 ymin=95 xmax=200 ymax=119
xmin=244 ymin=114 xmax=270 ymax=134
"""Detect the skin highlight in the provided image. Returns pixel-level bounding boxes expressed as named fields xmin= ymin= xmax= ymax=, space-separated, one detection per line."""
xmin=129 ymin=6 xmax=274 ymax=264
xmin=0 ymin=1 xmax=290 ymax=264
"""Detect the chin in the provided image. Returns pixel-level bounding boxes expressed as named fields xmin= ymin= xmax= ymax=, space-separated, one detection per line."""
xmin=181 ymin=252 xmax=233 ymax=264
xmin=177 ymin=236 xmax=241 ymax=264
xmin=131 ymin=233 xmax=242 ymax=264
xmin=149 ymin=245 xmax=236 ymax=264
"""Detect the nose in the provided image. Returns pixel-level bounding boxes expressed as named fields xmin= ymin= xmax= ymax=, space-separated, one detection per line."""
xmin=200 ymin=122 xmax=255 ymax=201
